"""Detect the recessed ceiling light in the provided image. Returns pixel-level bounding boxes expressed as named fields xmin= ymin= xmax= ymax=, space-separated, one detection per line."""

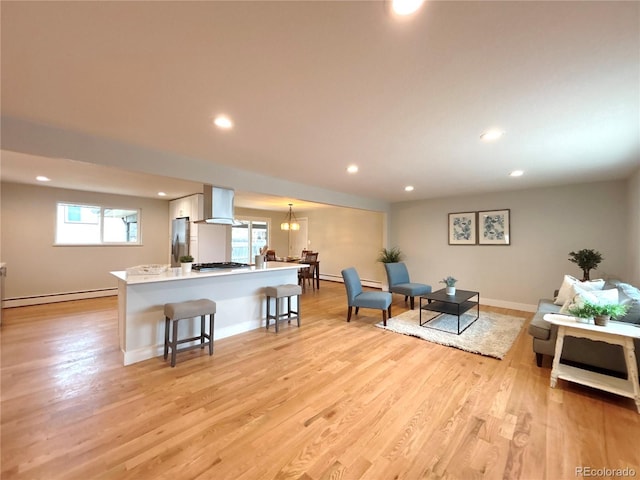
xmin=347 ymin=165 xmax=359 ymax=174
xmin=36 ymin=175 xmax=51 ymax=182
xmin=391 ymin=0 xmax=425 ymax=16
xmin=509 ymin=170 xmax=524 ymax=177
xmin=480 ymin=129 xmax=504 ymax=142
xmin=404 ymin=185 xmax=414 ymax=192
xmin=157 ymin=191 xmax=167 ymax=196
xmin=213 ymin=115 xmax=233 ymax=129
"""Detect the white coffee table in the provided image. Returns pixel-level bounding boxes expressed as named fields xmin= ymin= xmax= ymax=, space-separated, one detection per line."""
xmin=543 ymin=313 xmax=640 ymax=413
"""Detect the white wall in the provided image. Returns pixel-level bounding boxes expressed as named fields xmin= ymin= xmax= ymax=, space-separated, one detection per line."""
xmin=2 ymin=177 xmax=634 ymax=309
xmin=236 ymin=205 xmax=385 ymax=284
xmin=194 ymin=223 xmax=230 ymax=263
xmin=233 ymin=206 xmax=314 ymax=261
xmin=297 ymin=206 xmax=384 ymax=284
xmin=234 ymin=206 xmax=290 ymax=256
xmin=628 ymin=168 xmax=640 ymax=285
xmin=389 ymin=180 xmax=629 ymax=309
xmin=1 ymin=182 xmax=169 ymax=300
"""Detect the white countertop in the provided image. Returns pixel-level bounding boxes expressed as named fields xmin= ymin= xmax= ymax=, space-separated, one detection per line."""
xmin=111 ymin=261 xmax=303 ymax=285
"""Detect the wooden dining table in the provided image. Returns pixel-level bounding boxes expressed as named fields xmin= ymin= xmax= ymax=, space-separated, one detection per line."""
xmin=280 ymin=257 xmax=320 ymax=290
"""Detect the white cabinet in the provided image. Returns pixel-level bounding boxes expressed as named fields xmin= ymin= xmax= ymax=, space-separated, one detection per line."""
xmin=189 ymin=194 xmax=203 ymax=221
xmin=169 ymin=197 xmax=188 ymax=219
xmin=169 ymin=193 xmax=203 ymax=220
xmin=169 ymin=194 xmax=205 ymax=262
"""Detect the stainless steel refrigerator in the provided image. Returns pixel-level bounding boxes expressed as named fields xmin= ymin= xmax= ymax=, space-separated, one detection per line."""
xmin=171 ymin=217 xmax=190 ymax=267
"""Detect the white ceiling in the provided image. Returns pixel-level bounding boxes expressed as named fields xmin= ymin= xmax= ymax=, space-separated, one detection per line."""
xmin=1 ymin=1 xmax=638 ymax=207
xmin=0 ymin=150 xmax=324 ymax=210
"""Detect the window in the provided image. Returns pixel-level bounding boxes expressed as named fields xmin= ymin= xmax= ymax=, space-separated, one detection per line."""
xmin=56 ymin=203 xmax=140 ymax=245
xmin=231 ymin=218 xmax=269 ymax=263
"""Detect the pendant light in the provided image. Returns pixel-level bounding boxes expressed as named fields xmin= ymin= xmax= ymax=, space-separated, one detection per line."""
xmin=280 ymin=203 xmax=300 ymax=231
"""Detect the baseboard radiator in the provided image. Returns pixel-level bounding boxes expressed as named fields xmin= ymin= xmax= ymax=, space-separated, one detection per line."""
xmin=3 ymin=288 xmax=118 ymax=308
xmin=319 ymin=273 xmax=382 ymax=289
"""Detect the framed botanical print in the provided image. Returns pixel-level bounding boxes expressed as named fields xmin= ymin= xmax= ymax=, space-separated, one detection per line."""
xmin=448 ymin=212 xmax=477 ymax=245
xmin=478 ymin=209 xmax=510 ymax=245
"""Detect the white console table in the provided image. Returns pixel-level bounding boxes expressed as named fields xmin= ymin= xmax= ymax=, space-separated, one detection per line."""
xmin=543 ymin=314 xmax=640 ymax=413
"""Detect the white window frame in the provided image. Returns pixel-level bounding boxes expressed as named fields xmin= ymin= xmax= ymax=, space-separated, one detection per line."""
xmin=55 ymin=202 xmax=142 ymax=246
xmin=231 ymin=216 xmax=270 ymax=264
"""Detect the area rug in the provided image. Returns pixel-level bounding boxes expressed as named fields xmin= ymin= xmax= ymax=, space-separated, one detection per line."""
xmin=375 ymin=309 xmax=526 ymax=360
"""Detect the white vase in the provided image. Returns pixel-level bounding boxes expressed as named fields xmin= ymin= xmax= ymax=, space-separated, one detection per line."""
xmin=181 ymin=262 xmax=193 ymax=274
xmin=446 ymin=286 xmax=456 ymax=295
xmin=575 ymin=316 xmax=592 ymax=324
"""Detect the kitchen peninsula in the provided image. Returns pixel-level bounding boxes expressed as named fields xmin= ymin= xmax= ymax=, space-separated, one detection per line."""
xmin=111 ymin=262 xmax=302 ymax=365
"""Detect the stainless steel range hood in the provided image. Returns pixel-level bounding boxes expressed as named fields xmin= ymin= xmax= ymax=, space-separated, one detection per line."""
xmin=197 ymin=184 xmax=235 ymax=224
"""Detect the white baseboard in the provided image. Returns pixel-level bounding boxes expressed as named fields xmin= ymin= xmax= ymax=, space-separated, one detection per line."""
xmin=318 ymin=275 xmax=536 ymax=313
xmin=481 ymin=297 xmax=537 ymax=313
xmin=4 ymin=288 xmax=118 ymax=308
xmin=123 ymin=345 xmax=163 ymax=366
xmin=3 ymin=284 xmax=536 ymax=317
xmin=319 ymin=273 xmax=382 ymax=289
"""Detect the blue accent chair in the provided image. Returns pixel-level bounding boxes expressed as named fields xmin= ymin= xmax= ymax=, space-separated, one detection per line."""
xmin=341 ymin=267 xmax=392 ymax=325
xmin=384 ymin=262 xmax=432 ymax=310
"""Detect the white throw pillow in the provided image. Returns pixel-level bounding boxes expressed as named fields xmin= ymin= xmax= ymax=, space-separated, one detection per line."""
xmin=559 ymin=284 xmax=619 ymax=314
xmin=554 ymin=275 xmax=605 ymax=305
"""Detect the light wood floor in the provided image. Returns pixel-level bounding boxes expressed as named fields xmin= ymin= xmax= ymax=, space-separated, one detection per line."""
xmin=1 ymin=281 xmax=639 ymax=479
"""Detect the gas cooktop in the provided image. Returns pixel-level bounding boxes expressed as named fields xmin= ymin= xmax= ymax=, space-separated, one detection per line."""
xmin=191 ymin=262 xmax=250 ymax=272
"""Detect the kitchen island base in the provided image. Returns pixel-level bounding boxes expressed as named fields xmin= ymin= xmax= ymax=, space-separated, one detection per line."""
xmin=112 ymin=263 xmax=301 ymax=365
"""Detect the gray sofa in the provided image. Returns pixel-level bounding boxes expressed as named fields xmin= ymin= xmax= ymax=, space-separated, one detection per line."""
xmin=528 ymin=279 xmax=640 ymax=376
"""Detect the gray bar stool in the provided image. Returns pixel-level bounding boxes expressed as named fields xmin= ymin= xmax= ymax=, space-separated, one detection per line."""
xmin=164 ymin=298 xmax=216 ymax=367
xmin=265 ymin=284 xmax=302 ymax=332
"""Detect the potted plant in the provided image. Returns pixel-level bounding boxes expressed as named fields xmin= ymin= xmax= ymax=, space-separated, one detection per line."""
xmin=377 ymin=247 xmax=403 ymax=291
xmin=592 ymin=303 xmax=629 ymax=327
xmin=567 ymin=300 xmax=600 ymax=324
xmin=440 ymin=276 xmax=458 ymax=295
xmin=568 ymin=249 xmax=604 ymax=281
xmin=377 ymin=247 xmax=403 ymax=264
xmin=179 ymin=254 xmax=194 ymax=274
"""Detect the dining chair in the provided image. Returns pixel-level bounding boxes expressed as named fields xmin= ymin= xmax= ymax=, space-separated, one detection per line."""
xmin=384 ymin=262 xmax=432 ymax=309
xmin=298 ymin=252 xmax=318 ymax=292
xmin=341 ymin=267 xmax=392 ymax=326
